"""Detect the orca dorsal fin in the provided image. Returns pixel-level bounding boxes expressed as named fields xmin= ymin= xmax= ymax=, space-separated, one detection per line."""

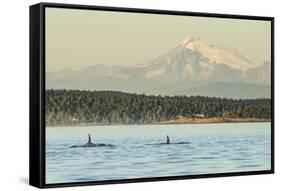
xmin=166 ymin=135 xmax=170 ymax=144
xmin=88 ymin=133 xmax=92 ymax=144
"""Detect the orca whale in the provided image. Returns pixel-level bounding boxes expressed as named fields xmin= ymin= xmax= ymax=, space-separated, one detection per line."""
xmin=70 ymin=133 xmax=115 ymax=148
xmin=146 ymin=136 xmax=190 ymax=145
xmin=166 ymin=135 xmax=170 ymax=144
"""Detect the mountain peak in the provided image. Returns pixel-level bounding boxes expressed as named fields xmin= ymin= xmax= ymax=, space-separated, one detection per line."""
xmin=179 ymin=37 xmax=215 ymax=50
xmin=180 ymin=37 xmax=209 ymax=49
xmin=177 ymin=37 xmax=253 ymax=70
xmin=181 ymin=37 xmax=201 ymax=45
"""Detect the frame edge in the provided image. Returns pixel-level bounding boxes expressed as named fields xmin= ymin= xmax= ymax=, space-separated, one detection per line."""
xmin=29 ymin=3 xmax=44 ymax=188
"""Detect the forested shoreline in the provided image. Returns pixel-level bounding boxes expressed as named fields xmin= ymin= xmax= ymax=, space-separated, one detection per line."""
xmin=45 ymin=89 xmax=271 ymax=126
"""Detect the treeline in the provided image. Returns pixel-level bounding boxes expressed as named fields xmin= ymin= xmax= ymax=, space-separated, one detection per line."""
xmin=45 ymin=89 xmax=271 ymax=126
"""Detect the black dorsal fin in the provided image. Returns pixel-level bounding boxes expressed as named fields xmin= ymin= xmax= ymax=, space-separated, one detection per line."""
xmin=166 ymin=135 xmax=170 ymax=144
xmin=88 ymin=133 xmax=92 ymax=144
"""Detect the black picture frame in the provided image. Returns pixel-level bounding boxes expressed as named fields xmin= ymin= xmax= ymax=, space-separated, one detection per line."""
xmin=29 ymin=2 xmax=275 ymax=189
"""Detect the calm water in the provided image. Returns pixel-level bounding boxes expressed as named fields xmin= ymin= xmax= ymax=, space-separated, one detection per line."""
xmin=46 ymin=123 xmax=271 ymax=184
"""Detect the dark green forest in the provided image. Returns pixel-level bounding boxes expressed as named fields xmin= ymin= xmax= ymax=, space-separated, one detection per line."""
xmin=45 ymin=89 xmax=271 ymax=126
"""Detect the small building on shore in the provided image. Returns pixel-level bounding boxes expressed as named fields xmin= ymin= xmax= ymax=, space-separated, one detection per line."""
xmin=193 ymin=113 xmax=205 ymax=118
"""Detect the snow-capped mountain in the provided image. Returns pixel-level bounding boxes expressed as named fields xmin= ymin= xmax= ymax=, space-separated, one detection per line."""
xmin=179 ymin=37 xmax=254 ymax=70
xmin=141 ymin=37 xmax=255 ymax=83
xmin=46 ymin=37 xmax=271 ymax=98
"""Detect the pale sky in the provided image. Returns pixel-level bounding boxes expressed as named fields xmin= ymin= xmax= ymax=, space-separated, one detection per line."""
xmin=46 ymin=7 xmax=271 ymax=72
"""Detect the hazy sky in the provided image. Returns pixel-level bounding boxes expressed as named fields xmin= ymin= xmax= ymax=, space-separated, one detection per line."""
xmin=46 ymin=7 xmax=271 ymax=72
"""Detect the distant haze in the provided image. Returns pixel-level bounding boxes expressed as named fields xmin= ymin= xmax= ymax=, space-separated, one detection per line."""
xmin=46 ymin=8 xmax=271 ymax=72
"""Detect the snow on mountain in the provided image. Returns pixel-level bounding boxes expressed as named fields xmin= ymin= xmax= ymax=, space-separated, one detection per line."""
xmin=178 ymin=37 xmax=254 ymax=70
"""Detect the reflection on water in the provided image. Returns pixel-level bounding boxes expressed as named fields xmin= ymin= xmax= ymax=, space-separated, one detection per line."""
xmin=46 ymin=123 xmax=271 ymax=184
